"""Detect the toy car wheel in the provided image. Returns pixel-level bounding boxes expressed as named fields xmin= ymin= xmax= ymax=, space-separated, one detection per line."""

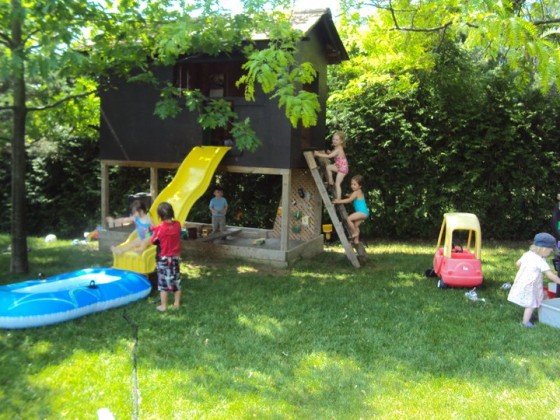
xmin=425 ymin=268 xmax=437 ymax=278
xmin=437 ymin=279 xmax=447 ymax=289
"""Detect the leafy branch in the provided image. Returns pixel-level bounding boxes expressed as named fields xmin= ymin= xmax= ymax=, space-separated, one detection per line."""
xmin=371 ymin=0 xmax=560 ymax=33
xmin=26 ymin=90 xmax=96 ymax=112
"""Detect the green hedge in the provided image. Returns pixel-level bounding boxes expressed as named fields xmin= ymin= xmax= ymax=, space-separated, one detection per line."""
xmin=328 ymin=45 xmax=560 ymax=240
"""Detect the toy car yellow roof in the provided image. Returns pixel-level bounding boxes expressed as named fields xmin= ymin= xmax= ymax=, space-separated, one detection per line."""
xmin=443 ymin=212 xmax=481 ymax=232
xmin=436 ymin=212 xmax=482 ymax=258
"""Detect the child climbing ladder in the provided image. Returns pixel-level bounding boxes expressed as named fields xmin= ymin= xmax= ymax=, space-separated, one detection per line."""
xmin=303 ymin=150 xmax=364 ymax=268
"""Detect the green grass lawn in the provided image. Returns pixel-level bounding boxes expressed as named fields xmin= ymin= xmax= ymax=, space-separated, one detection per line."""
xmin=1 ymin=235 xmax=559 ymax=419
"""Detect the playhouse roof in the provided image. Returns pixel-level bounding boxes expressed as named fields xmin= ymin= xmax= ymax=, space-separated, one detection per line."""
xmin=253 ymin=8 xmax=349 ymax=64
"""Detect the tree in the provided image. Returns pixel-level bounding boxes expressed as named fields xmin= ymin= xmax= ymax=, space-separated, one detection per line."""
xmin=0 ymin=0 xmax=110 ymax=273
xmin=337 ymin=0 xmax=560 ymax=94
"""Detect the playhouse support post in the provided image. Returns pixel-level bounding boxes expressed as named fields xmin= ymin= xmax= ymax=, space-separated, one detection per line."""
xmin=101 ymin=162 xmax=109 ymax=228
xmin=280 ymin=170 xmax=291 ymax=252
xmin=150 ymin=167 xmax=158 ymax=201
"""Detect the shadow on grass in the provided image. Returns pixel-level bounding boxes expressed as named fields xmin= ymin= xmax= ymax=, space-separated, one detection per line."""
xmin=1 ymin=239 xmax=559 ymax=417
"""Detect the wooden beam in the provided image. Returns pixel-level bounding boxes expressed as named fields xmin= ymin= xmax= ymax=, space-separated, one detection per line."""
xmin=197 ymin=228 xmax=242 ymax=242
xmin=100 ymin=160 xmax=292 ymax=176
xmin=219 ymin=165 xmax=290 ymax=175
xmin=100 ymin=159 xmax=179 ymax=170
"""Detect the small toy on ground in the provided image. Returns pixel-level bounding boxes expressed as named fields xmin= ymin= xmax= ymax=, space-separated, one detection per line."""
xmin=44 ymin=234 xmax=57 ymax=243
xmin=426 ymin=212 xmax=484 ymax=288
xmin=465 ymin=287 xmax=486 ymax=302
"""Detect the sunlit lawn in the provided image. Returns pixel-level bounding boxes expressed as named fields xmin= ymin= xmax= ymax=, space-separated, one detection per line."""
xmin=1 ymin=235 xmax=559 ymax=418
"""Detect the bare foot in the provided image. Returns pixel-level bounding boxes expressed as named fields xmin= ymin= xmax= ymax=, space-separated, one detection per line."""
xmin=172 ymin=305 xmax=180 ymax=310
xmin=156 ymin=305 xmax=166 ymax=312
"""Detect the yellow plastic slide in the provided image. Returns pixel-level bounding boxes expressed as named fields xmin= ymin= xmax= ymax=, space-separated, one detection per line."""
xmin=112 ymin=146 xmax=230 ymax=274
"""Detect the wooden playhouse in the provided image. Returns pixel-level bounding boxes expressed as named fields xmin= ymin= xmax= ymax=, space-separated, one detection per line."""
xmin=98 ymin=9 xmax=351 ymax=268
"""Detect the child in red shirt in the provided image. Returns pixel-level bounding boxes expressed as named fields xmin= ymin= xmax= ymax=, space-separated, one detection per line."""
xmin=150 ymin=202 xmax=182 ymax=312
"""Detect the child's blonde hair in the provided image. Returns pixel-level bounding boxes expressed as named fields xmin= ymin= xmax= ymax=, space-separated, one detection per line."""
xmin=333 ymin=131 xmax=346 ymax=146
xmin=530 ymin=244 xmax=550 ymax=255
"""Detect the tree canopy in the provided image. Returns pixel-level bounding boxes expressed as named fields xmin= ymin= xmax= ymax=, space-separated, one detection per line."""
xmin=337 ymin=0 xmax=560 ymax=95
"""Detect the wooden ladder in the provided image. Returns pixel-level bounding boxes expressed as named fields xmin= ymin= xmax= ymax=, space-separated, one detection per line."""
xmin=303 ymin=151 xmax=361 ymax=268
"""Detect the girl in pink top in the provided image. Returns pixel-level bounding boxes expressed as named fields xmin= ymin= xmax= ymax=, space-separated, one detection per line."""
xmin=314 ymin=131 xmax=348 ymax=200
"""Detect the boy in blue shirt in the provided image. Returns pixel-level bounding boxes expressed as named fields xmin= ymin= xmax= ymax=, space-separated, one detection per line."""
xmin=209 ymin=186 xmax=228 ymax=234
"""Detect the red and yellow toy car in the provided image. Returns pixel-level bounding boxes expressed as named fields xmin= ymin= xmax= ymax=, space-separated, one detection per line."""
xmin=427 ymin=212 xmax=484 ymax=288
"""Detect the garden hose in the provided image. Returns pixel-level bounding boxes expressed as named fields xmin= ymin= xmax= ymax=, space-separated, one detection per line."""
xmin=122 ymin=310 xmax=140 ymax=420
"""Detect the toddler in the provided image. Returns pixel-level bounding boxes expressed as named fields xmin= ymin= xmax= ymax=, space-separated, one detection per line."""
xmin=110 ymin=200 xmax=153 ymax=255
xmin=508 ymin=232 xmax=560 ymax=327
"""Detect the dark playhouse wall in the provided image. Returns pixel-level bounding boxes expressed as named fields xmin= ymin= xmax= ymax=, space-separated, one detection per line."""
xmin=100 ymin=59 xmax=329 ymax=169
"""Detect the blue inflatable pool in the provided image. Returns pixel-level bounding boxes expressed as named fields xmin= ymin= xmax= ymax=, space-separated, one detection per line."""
xmin=0 ymin=267 xmax=152 ymax=329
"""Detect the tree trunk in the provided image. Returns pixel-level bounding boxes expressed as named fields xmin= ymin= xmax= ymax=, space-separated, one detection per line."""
xmin=10 ymin=0 xmax=29 ymax=274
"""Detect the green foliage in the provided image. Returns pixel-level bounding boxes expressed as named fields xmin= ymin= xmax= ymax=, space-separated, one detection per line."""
xmin=183 ymin=89 xmax=205 ymax=112
xmin=238 ymin=18 xmax=320 ymax=129
xmin=275 ymin=86 xmax=320 ymax=128
xmin=230 ymin=118 xmax=261 ymax=152
xmin=344 ymin=0 xmax=560 ymax=94
xmin=1 ymin=0 xmax=121 ymax=272
xmin=326 ymin=1 xmax=560 ymax=239
xmin=189 ymin=172 xmax=281 ymax=229
xmin=24 ymin=137 xmax=101 ymax=238
xmin=0 ymin=135 xmax=158 ymax=239
xmin=146 ymin=8 xmax=320 ymax=150
xmin=154 ymin=85 xmax=183 ymax=119
xmin=199 ymin=99 xmax=237 ymax=129
xmin=0 ymin=1 xmax=108 ymax=107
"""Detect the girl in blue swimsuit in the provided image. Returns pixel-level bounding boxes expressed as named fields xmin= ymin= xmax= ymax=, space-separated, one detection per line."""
xmin=333 ymin=175 xmax=369 ymax=244
xmin=110 ymin=200 xmax=154 ymax=255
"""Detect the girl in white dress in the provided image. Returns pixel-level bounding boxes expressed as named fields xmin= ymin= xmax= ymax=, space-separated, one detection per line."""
xmin=508 ymin=232 xmax=560 ymax=327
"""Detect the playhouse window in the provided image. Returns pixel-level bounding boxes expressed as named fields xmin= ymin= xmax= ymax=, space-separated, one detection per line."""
xmin=174 ymin=61 xmax=244 ymax=98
